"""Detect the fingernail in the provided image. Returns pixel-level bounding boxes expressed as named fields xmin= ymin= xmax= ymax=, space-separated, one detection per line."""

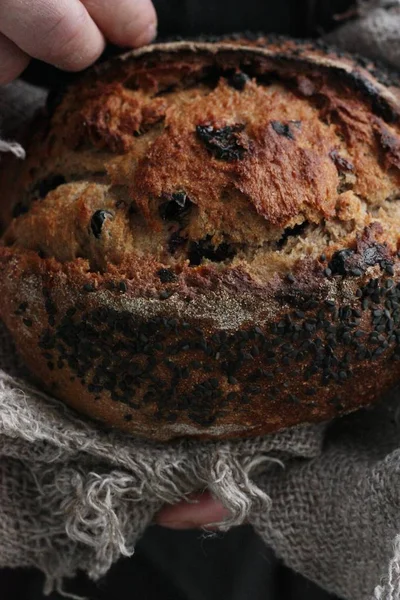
xmin=134 ymin=22 xmax=157 ymax=47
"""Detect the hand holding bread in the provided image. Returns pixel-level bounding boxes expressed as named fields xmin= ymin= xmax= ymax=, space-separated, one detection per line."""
xmin=0 ymin=0 xmax=157 ymax=84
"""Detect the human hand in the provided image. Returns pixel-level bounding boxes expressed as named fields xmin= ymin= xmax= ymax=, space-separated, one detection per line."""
xmin=0 ymin=0 xmax=157 ymax=84
xmin=155 ymin=490 xmax=231 ymax=530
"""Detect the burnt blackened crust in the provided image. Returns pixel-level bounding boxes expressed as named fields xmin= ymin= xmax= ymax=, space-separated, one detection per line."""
xmin=21 ymin=246 xmax=400 ymax=432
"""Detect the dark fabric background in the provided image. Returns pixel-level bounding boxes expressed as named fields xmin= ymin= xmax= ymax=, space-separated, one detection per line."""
xmin=5 ymin=1 xmax=355 ymax=598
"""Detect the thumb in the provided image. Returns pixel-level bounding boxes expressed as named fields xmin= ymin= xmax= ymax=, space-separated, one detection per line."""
xmin=155 ymin=490 xmax=232 ymax=530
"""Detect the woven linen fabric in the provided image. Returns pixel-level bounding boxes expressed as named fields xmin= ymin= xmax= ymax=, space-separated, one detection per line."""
xmin=3 ymin=4 xmax=400 ymax=597
xmin=325 ymin=0 xmax=400 ymax=69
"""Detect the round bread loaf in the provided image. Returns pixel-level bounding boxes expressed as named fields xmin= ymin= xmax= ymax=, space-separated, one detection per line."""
xmin=2 ymin=38 xmax=400 ymax=441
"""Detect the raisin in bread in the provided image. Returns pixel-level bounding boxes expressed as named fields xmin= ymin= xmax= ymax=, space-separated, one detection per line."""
xmin=2 ymin=38 xmax=400 ymax=441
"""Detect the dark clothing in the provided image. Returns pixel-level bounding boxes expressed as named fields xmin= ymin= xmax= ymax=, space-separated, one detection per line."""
xmin=1 ymin=526 xmax=336 ymax=600
xmin=153 ymin=0 xmax=353 ymax=38
xmin=7 ymin=0 xmax=354 ymax=598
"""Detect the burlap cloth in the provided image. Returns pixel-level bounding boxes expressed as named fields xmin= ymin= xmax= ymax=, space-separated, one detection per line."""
xmin=2 ymin=2 xmax=400 ymax=598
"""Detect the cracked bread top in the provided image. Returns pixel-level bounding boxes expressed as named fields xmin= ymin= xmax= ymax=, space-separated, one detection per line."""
xmin=2 ymin=38 xmax=400 ymax=440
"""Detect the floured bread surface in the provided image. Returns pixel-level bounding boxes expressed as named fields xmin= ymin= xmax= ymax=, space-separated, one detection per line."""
xmin=2 ymin=38 xmax=400 ymax=440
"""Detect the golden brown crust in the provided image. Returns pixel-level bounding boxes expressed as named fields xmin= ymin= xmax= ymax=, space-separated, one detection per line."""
xmin=2 ymin=39 xmax=400 ymax=440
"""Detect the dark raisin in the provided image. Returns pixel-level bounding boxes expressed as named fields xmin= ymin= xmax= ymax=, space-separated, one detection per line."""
xmin=158 ymin=268 xmax=177 ymax=283
xmin=329 ymin=150 xmax=354 ymax=173
xmin=188 ymin=236 xmax=236 ymax=266
xmin=159 ymin=192 xmax=192 ymax=221
xmin=90 ymin=210 xmax=113 ymax=238
xmin=228 ymin=72 xmax=250 ymax=91
xmin=31 ymin=175 xmax=66 ymax=199
xmin=196 ymin=123 xmax=247 ymax=161
xmin=328 ymin=249 xmax=355 ymax=276
xmin=271 ymin=121 xmax=295 ymax=140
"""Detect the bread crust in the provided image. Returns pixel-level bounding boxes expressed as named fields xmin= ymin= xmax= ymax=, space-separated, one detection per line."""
xmin=2 ymin=38 xmax=400 ymax=441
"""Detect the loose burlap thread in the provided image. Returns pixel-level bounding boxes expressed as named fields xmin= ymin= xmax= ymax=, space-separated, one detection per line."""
xmin=2 ymin=2 xmax=400 ymax=598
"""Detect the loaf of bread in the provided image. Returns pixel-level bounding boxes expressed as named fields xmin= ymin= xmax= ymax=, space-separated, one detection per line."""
xmin=2 ymin=38 xmax=400 ymax=441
